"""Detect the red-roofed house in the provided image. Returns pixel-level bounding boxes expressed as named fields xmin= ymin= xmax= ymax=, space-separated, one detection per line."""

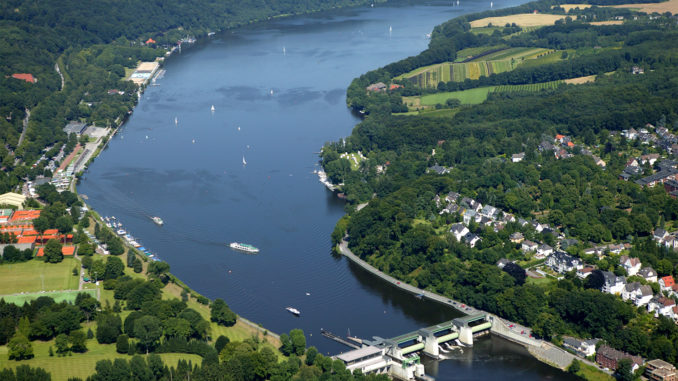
xmin=146 ymin=38 xmax=156 ymax=44
xmin=555 ymin=134 xmax=565 ymax=142
xmin=660 ymin=276 xmax=675 ymax=291
xmin=567 ymin=141 xmax=575 ymax=148
xmin=11 ymin=73 xmax=36 ymax=83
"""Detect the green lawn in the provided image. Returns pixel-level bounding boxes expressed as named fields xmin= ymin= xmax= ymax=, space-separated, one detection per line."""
xmin=1 ymin=289 xmax=96 ymax=306
xmin=577 ymin=362 xmax=614 ymax=381
xmin=0 ymin=338 xmax=201 ymax=381
xmin=0 ymin=259 xmax=79 ymax=295
xmin=421 ymin=87 xmax=495 ymax=105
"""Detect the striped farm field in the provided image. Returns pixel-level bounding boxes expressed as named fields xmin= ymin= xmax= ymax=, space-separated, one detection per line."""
xmin=415 ymin=80 xmax=563 ymax=106
xmin=397 ymin=47 xmax=556 ymax=88
xmin=493 ymin=80 xmax=562 ymax=93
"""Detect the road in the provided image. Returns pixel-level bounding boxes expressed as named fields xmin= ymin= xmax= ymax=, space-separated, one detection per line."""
xmin=55 ymin=62 xmax=65 ymax=90
xmin=17 ymin=108 xmax=30 ymax=148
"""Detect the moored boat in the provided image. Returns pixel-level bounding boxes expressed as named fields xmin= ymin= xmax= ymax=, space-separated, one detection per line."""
xmin=151 ymin=216 xmax=164 ymax=226
xmin=285 ymin=306 xmax=300 ymax=316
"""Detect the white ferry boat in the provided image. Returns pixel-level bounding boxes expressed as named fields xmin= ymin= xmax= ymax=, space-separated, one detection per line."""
xmin=151 ymin=216 xmax=164 ymax=226
xmin=285 ymin=307 xmax=301 ymax=316
xmin=229 ymin=242 xmax=259 ymax=253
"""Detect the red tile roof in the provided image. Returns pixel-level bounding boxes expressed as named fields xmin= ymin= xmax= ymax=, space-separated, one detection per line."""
xmin=11 ymin=73 xmax=36 ymax=83
xmin=661 ymin=275 xmax=675 ymax=288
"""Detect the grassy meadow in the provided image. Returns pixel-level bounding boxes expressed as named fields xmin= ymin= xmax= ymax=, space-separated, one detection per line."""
xmin=0 ymin=259 xmax=79 ymax=295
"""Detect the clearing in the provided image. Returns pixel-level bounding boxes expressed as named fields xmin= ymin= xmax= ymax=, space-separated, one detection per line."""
xmin=611 ymin=0 xmax=678 ymax=14
xmin=470 ymin=13 xmax=566 ymax=28
xmin=0 ymin=259 xmax=79 ymax=295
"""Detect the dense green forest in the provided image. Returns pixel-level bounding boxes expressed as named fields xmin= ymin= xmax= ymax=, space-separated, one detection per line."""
xmin=0 ymin=0 xmax=383 ymax=195
xmin=323 ymin=0 xmax=678 ymax=369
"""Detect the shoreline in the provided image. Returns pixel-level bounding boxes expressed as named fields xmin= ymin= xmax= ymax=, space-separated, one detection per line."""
xmin=337 ymin=239 xmax=607 ymax=374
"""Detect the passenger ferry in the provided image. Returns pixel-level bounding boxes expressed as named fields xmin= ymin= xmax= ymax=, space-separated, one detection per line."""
xmin=151 ymin=216 xmax=164 ymax=226
xmin=229 ymin=242 xmax=259 ymax=253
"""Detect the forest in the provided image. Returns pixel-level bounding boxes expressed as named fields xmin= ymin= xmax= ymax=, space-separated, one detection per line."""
xmin=322 ymin=0 xmax=678 ymax=369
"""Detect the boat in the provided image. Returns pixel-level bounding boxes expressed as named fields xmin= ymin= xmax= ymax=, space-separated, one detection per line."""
xmin=242 ymin=156 xmax=247 ymax=166
xmin=151 ymin=216 xmax=164 ymax=226
xmin=229 ymin=242 xmax=259 ymax=253
xmin=211 ymin=105 xmax=215 ymax=112
xmin=286 ymin=307 xmax=301 ymax=316
xmin=116 ymin=229 xmax=127 ymax=235
xmin=174 ymin=116 xmax=178 ymax=125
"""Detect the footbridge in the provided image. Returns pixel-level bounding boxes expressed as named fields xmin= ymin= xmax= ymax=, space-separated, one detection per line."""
xmin=332 ymin=313 xmax=492 ymax=380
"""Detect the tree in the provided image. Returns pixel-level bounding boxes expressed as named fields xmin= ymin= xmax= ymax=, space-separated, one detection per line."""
xmin=279 ymin=333 xmax=293 ymax=356
xmin=163 ymin=318 xmax=191 ymax=339
xmin=502 ymin=262 xmax=526 ymax=285
xmin=289 ymin=329 xmax=306 ymax=356
xmin=55 ymin=333 xmax=70 ymax=355
xmin=8 ymin=334 xmax=34 ymax=360
xmin=96 ymin=313 xmax=122 ymax=344
xmin=614 ymin=358 xmax=633 ymax=381
xmin=210 ymin=299 xmax=236 ymax=327
xmin=69 ymin=330 xmax=87 ymax=353
xmin=585 ymin=270 xmax=604 ymax=290
xmin=55 ymin=215 xmax=74 ymax=235
xmin=215 ymin=335 xmax=230 ymax=354
xmin=305 ymin=346 xmax=318 ymax=366
xmin=134 ymin=315 xmax=162 ymax=354
xmin=568 ymin=359 xmax=581 ymax=374
xmin=147 ymin=261 xmax=170 ymax=276
xmin=104 ymin=256 xmax=124 ymax=279
xmin=116 ymin=334 xmax=129 ymax=354
xmin=44 ymin=239 xmax=63 ymax=263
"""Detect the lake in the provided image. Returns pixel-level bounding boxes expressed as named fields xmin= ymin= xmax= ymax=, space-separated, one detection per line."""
xmin=78 ymin=1 xmax=572 ymax=379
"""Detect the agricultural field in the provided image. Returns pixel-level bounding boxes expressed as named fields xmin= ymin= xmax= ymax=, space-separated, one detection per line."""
xmin=0 ymin=259 xmax=79 ymax=295
xmin=493 ymin=80 xmax=562 ymax=93
xmin=611 ymin=0 xmax=678 ymax=14
xmin=412 ymin=80 xmax=564 ymax=107
xmin=454 ymin=45 xmax=507 ymax=62
xmin=589 ymin=20 xmax=624 ymax=25
xmin=470 ymin=13 xmax=566 ymax=28
xmin=553 ymin=3 xmax=592 ymax=12
xmin=397 ymin=47 xmax=556 ymax=88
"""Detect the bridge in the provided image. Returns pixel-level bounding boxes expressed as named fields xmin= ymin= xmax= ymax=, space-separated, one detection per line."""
xmin=332 ymin=313 xmax=492 ymax=380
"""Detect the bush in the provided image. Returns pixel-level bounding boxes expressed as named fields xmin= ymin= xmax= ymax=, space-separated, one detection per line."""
xmin=116 ymin=334 xmax=129 ymax=354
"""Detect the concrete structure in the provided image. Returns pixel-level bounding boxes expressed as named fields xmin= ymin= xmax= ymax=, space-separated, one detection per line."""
xmin=645 ymin=359 xmax=677 ymax=381
xmin=0 ymin=193 xmax=26 ymax=209
xmin=596 ymin=345 xmax=643 ymax=371
xmin=63 ymin=121 xmax=88 ymax=135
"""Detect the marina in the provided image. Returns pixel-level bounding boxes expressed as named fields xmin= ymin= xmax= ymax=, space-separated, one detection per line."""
xmin=104 ymin=216 xmax=162 ymax=261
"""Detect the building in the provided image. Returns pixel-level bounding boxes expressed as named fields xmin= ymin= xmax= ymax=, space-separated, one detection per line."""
xmin=645 ymin=359 xmax=677 ymax=381
xmin=648 ymin=297 xmax=677 ymax=318
xmin=497 ymin=258 xmax=511 ymax=269
xmin=462 ymin=209 xmax=477 ymax=225
xmin=63 ymin=121 xmax=88 ymax=135
xmin=546 ymin=251 xmax=583 ymax=273
xmin=619 ymin=255 xmax=642 ymax=276
xmin=11 ymin=73 xmax=36 ymax=83
xmin=601 ymin=271 xmax=626 ymax=294
xmin=366 ymin=82 xmax=387 ymax=92
xmin=577 ymin=266 xmax=595 ymax=279
xmin=427 ymin=165 xmax=450 ymax=175
xmin=509 ymin=232 xmax=524 ymax=244
xmin=521 ymin=240 xmax=538 ymax=253
xmin=621 ymin=282 xmax=653 ymax=306
xmin=639 ymin=267 xmax=658 ymax=283
xmin=0 ymin=193 xmax=26 ymax=210
xmin=596 ymin=345 xmax=643 ymax=371
xmin=480 ymin=205 xmax=499 ymax=219
xmin=445 ymin=191 xmax=460 ymax=204
xmin=659 ymin=276 xmax=675 ymax=291
xmin=511 ymin=153 xmax=525 ymax=163
xmin=463 ymin=232 xmax=481 ymax=248
xmin=535 ymin=243 xmax=553 ymax=259
xmin=562 ymin=336 xmax=600 ymax=357
xmin=450 ymin=223 xmax=469 ymax=242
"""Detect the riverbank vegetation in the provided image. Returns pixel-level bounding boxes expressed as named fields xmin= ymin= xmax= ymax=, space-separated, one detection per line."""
xmin=323 ymin=0 xmax=678 ymax=373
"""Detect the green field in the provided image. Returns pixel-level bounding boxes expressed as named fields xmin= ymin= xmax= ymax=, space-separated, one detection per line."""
xmin=396 ymin=47 xmax=557 ymax=88
xmin=1 ymin=289 xmax=96 ymax=306
xmin=414 ymin=80 xmax=563 ymax=107
xmin=0 ymin=259 xmax=79 ymax=295
xmin=0 ymin=338 xmax=202 ymax=381
xmin=454 ymin=45 xmax=508 ymax=62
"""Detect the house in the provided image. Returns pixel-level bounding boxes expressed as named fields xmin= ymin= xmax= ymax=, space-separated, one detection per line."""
xmin=662 ymin=235 xmax=678 ymax=250
xmin=645 ymin=359 xmax=677 ymax=381
xmin=619 ymin=255 xmax=642 ymax=276
xmin=433 ymin=195 xmax=442 ymax=207
xmin=145 ymin=38 xmax=156 ymax=44
xmin=509 ymin=232 xmax=524 ymax=244
xmin=546 ymin=251 xmax=582 ymax=273
xmin=521 ymin=240 xmax=538 ymax=253
xmin=497 ymin=258 xmax=511 ymax=269
xmin=366 ymin=82 xmax=387 ymax=92
xmin=445 ymin=191 xmax=460 ymax=204
xmin=463 ymin=232 xmax=481 ymax=248
xmin=449 ymin=223 xmax=469 ymax=242
xmin=511 ymin=153 xmax=525 ymax=163
xmin=562 ymin=337 xmax=600 ymax=358
xmin=601 ymin=271 xmax=626 ymax=294
xmin=623 ymin=128 xmax=638 ymax=140
xmin=648 ymin=297 xmax=676 ymax=318
xmin=576 ymin=266 xmax=595 ymax=279
xmin=607 ymin=244 xmax=624 ymax=254
xmin=460 ymin=197 xmax=482 ymax=212
xmin=632 ymin=66 xmax=644 ymax=75
xmin=659 ymin=275 xmax=675 ymax=291
xmin=10 ymin=73 xmax=36 ymax=83
xmin=478 ymin=216 xmax=493 ymax=227
xmin=536 ymin=243 xmax=553 ymax=259
xmin=654 ymin=228 xmax=669 ymax=242
xmin=640 ymin=153 xmax=660 ymax=166
xmin=531 ymin=221 xmax=545 ymax=233
xmin=559 ymin=238 xmax=579 ymax=250
xmin=480 ymin=205 xmax=499 ymax=219
xmin=63 ymin=121 xmax=88 ymax=135
xmin=596 ymin=345 xmax=643 ymax=371
xmin=440 ymin=203 xmax=460 ymax=215
xmin=462 ymin=209 xmax=477 ymax=225
xmin=639 ymin=267 xmax=658 ymax=283
xmin=621 ymin=282 xmax=653 ymax=306
xmin=428 ymin=165 xmax=450 ymax=175
xmin=636 ymin=168 xmax=678 ymax=187
xmin=592 ymin=155 xmax=606 ymax=167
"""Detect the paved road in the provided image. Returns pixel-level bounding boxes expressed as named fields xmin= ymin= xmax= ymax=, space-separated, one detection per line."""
xmin=17 ymin=108 xmax=30 ymax=148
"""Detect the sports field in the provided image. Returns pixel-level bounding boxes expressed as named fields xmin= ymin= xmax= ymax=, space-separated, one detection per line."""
xmin=1 ymin=289 xmax=96 ymax=306
xmin=0 ymin=259 xmax=79 ymax=295
xmin=470 ymin=13 xmax=566 ymax=28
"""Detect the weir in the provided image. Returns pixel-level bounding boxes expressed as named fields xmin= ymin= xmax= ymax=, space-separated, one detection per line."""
xmin=332 ymin=313 xmax=492 ymax=380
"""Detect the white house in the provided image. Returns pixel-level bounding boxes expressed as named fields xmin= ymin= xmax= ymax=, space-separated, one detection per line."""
xmin=562 ymin=337 xmax=600 ymax=358
xmin=480 ymin=205 xmax=499 ymax=219
xmin=521 ymin=240 xmax=538 ymax=253
xmin=638 ymin=267 xmax=658 ymax=283
xmin=450 ymin=223 xmax=469 ymax=242
xmin=621 ymin=282 xmax=653 ymax=306
xmin=546 ymin=251 xmax=583 ymax=274
xmin=536 ymin=243 xmax=553 ymax=259
xmin=659 ymin=275 xmax=675 ymax=291
xmin=462 ymin=209 xmax=477 ymax=225
xmin=511 ymin=152 xmax=525 ymax=163
xmin=602 ymin=271 xmax=626 ymax=295
xmin=648 ymin=296 xmax=676 ymax=318
xmin=463 ymin=232 xmax=481 ymax=248
xmin=619 ymin=255 xmax=642 ymax=276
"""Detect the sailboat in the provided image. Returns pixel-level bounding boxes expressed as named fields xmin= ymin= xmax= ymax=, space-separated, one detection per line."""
xmin=174 ymin=116 xmax=178 ymax=125
xmin=242 ymin=155 xmax=247 ymax=166
xmin=283 ymin=46 xmax=286 ymax=56
xmin=211 ymin=105 xmax=215 ymax=112
xmin=490 ymin=1 xmax=493 ymax=7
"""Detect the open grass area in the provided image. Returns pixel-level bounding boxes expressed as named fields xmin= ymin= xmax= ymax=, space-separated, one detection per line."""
xmin=577 ymin=362 xmax=615 ymax=381
xmin=396 ymin=47 xmax=556 ymax=88
xmin=610 ymin=0 xmax=678 ymax=14
xmin=0 ymin=339 xmax=202 ymax=381
xmin=1 ymin=289 xmax=96 ymax=306
xmin=470 ymin=13 xmax=566 ymax=28
xmin=421 ymin=87 xmax=495 ymax=105
xmin=0 ymin=259 xmax=79 ymax=295
xmin=554 ymin=4 xmax=592 ymax=12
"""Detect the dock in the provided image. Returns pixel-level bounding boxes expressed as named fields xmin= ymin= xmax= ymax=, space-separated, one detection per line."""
xmin=320 ymin=329 xmax=361 ymax=349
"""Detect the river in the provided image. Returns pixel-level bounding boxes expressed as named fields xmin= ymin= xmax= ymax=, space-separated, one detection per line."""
xmin=78 ymin=0 xmax=572 ymax=379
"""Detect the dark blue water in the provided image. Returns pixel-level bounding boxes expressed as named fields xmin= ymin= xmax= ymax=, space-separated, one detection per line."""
xmin=79 ymin=1 xmax=571 ymax=379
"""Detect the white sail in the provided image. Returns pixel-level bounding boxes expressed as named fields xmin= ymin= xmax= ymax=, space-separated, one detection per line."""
xmin=211 ymin=105 xmax=215 ymax=111
xmin=242 ymin=156 xmax=247 ymax=165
